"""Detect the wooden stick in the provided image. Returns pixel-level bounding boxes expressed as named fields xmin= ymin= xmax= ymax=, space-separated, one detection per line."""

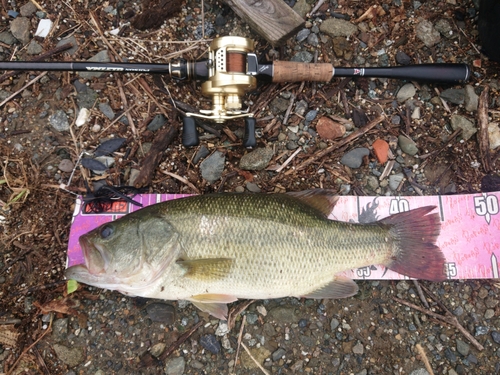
xmin=415 ymin=343 xmax=435 ymax=375
xmin=285 ymin=114 xmax=385 ymax=174
xmin=240 ymin=342 xmax=271 ymax=375
xmin=0 ymin=72 xmax=47 ymax=108
xmin=478 ymin=86 xmax=492 ymax=173
xmin=233 ymin=315 xmax=247 ymax=373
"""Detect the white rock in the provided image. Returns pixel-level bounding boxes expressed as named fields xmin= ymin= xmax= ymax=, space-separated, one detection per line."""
xmin=35 ymin=19 xmax=53 ymax=38
xmin=75 ymin=108 xmax=91 ymax=127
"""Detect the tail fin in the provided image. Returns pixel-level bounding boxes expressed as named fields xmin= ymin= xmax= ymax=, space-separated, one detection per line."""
xmin=380 ymin=206 xmax=446 ymax=281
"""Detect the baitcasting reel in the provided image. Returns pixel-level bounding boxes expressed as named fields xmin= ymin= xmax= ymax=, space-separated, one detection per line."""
xmin=180 ymin=36 xmax=259 ymax=147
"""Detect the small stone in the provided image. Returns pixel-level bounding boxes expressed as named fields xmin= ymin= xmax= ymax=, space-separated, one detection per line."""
xmin=475 ymin=326 xmax=489 ymax=336
xmin=488 ymin=123 xmax=500 ymax=150
xmin=10 ymin=17 xmax=31 ymax=44
xmin=268 ymin=306 xmax=298 ymax=323
xmin=415 ymin=19 xmax=441 ymax=47
xmin=53 ymin=344 xmax=85 ymax=367
xmin=398 ymin=135 xmax=418 ymax=156
xmin=330 ymin=318 xmax=340 ymax=331
xmin=52 ymin=318 xmax=69 ymax=342
xmin=440 ymin=88 xmax=465 ymax=105
xmin=397 ymin=83 xmax=416 ymax=103
xmin=50 ymin=110 xmax=70 ymax=132
xmin=485 ymin=309 xmax=495 ymax=319
xmin=272 ymin=347 xmax=286 ymax=361
xmin=456 ymin=339 xmax=470 ymax=356
xmin=246 ymin=313 xmax=259 ymax=325
xmin=0 ymin=31 xmax=17 ymax=45
xmin=270 ymin=97 xmax=289 ymax=114
xmin=200 ymin=151 xmax=225 ymax=183
xmin=58 ymin=159 xmax=74 ymax=173
xmin=57 ymin=36 xmax=79 ymax=56
xmin=352 ymin=342 xmax=364 ymax=355
xmin=435 ymin=18 xmax=453 ymax=37
xmin=340 ymin=148 xmax=369 ymax=169
xmin=27 ymin=40 xmax=43 ymax=55
xmin=410 ymin=369 xmax=430 ymax=375
xmin=491 ymin=331 xmax=500 ymax=344
xmin=372 ymin=139 xmax=389 ymax=163
xmin=464 ymin=85 xmax=479 ymax=112
xmin=150 ymin=343 xmax=166 ymax=357
xmin=389 ymin=173 xmax=405 ymax=190
xmin=200 ymin=334 xmax=221 ymax=354
xmin=193 ymin=145 xmax=209 ymax=164
xmin=296 ymin=29 xmax=310 ymax=42
xmin=305 ymin=110 xmax=318 ymax=122
xmin=292 ymin=0 xmax=311 ymax=19
xmin=145 ymin=302 xmax=176 ymax=324
xmin=396 ymin=51 xmax=412 ymax=65
xmin=147 ymin=114 xmax=167 ymax=132
xmin=320 ymin=18 xmax=359 ymax=38
xmin=99 ymin=103 xmax=115 ymax=120
xmin=20 ymin=1 xmax=37 ymax=16
xmin=291 ymin=51 xmax=313 ymax=63
xmin=164 ymin=356 xmax=185 ymax=375
xmin=316 ymin=117 xmax=346 ymax=140
xmin=411 ymin=107 xmax=421 ymax=119
xmin=239 ymin=148 xmax=273 ymax=170
xmin=307 ymin=33 xmax=319 ymax=46
xmin=450 ymin=115 xmax=477 ymax=141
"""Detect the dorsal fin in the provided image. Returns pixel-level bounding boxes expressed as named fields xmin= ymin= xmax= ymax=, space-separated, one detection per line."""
xmin=286 ymin=189 xmax=339 ymax=217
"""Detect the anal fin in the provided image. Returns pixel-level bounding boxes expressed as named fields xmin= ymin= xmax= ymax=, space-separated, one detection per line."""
xmin=301 ymin=276 xmax=359 ymax=299
xmin=188 ymin=294 xmax=238 ymax=320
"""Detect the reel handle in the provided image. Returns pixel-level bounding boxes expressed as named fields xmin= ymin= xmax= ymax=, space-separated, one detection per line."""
xmin=243 ymin=117 xmax=257 ymax=148
xmin=182 ymin=117 xmax=199 ymax=147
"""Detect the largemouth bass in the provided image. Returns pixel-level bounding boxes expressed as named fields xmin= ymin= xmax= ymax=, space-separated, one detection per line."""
xmin=65 ymin=190 xmax=446 ymax=319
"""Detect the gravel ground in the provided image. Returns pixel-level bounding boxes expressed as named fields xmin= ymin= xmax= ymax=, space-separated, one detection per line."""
xmin=1 ymin=0 xmax=499 ymax=374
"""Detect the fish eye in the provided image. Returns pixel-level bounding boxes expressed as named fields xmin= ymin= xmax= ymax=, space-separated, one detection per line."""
xmin=100 ymin=225 xmax=114 ymax=239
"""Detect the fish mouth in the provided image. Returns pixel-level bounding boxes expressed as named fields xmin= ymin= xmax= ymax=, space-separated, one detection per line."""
xmin=79 ymin=235 xmax=109 ymax=274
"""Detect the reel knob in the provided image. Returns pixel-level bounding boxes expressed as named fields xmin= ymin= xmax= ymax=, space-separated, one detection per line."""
xmin=182 ymin=117 xmax=199 ymax=147
xmin=243 ymin=117 xmax=256 ymax=148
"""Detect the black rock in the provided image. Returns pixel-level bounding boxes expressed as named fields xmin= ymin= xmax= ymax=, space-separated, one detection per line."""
xmin=200 ymin=334 xmax=221 ymax=354
xmin=145 ymin=302 xmax=175 ymax=324
xmin=396 ymin=51 xmax=411 ymax=65
xmin=491 ymin=330 xmax=500 ymax=344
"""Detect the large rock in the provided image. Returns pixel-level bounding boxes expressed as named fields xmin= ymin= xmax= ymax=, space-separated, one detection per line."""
xmin=52 ymin=344 xmax=85 ymax=368
xmin=415 ymin=19 xmax=441 ymax=47
xmin=10 ymin=17 xmax=31 ymax=44
xmin=200 ymin=151 xmax=225 ymax=183
xmin=320 ymin=18 xmax=358 ymax=38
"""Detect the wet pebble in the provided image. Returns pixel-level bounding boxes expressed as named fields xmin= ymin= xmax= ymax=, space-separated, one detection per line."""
xmin=316 ymin=117 xmax=345 ymax=140
xmin=415 ymin=19 xmax=441 ymax=47
xmin=239 ymin=147 xmax=273 ymax=170
xmin=245 ymin=313 xmax=259 ymax=325
xmin=200 ymin=151 xmax=225 ymax=183
xmin=475 ymin=325 xmax=489 ymax=336
xmin=296 ymin=29 xmax=310 ymax=42
xmin=456 ymin=339 xmax=470 ymax=356
xmin=298 ymin=319 xmax=308 ymax=328
xmin=397 ymin=83 xmax=416 ymax=103
xmin=164 ymin=356 xmax=185 ymax=375
xmin=440 ymin=88 xmax=465 ymax=105
xmin=147 ymin=114 xmax=167 ymax=132
xmin=396 ymin=51 xmax=411 ymax=65
xmin=330 ymin=318 xmax=340 ymax=331
xmin=450 ymin=115 xmax=477 ymax=141
xmin=200 ymin=334 xmax=221 ymax=354
xmin=50 ymin=110 xmax=70 ymax=132
xmin=58 ymin=159 xmax=75 ymax=172
xmin=272 ymin=347 xmax=286 ymax=361
xmin=398 ymin=135 xmax=418 ymax=156
xmin=145 ymin=302 xmax=175 ymax=324
xmin=491 ymin=331 xmax=500 ymax=344
xmin=340 ymin=148 xmax=369 ymax=169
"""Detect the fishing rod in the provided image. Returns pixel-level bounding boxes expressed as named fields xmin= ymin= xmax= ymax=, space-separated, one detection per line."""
xmin=0 ymin=36 xmax=470 ymax=147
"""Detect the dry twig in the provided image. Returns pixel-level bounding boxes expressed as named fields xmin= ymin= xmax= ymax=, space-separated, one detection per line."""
xmin=478 ymin=86 xmax=492 ymax=172
xmin=415 ymin=343 xmax=435 ymax=375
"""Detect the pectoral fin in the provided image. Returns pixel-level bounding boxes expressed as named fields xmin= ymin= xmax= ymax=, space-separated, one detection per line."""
xmin=188 ymin=294 xmax=238 ymax=320
xmin=301 ymin=276 xmax=359 ymax=299
xmin=177 ymin=258 xmax=233 ymax=281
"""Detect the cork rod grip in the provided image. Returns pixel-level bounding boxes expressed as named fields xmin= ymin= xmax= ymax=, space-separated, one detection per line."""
xmin=272 ymin=61 xmax=333 ymax=83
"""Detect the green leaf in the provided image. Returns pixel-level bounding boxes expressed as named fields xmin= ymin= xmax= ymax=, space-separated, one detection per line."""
xmin=67 ymin=279 xmax=78 ymax=294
